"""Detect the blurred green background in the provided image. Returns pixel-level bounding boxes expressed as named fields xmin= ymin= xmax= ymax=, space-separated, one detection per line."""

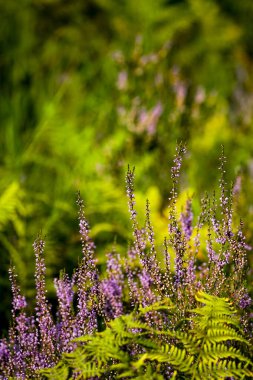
xmin=1 ymin=0 xmax=253 ymax=332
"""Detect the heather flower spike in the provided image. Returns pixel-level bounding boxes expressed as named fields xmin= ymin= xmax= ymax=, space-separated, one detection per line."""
xmin=75 ymin=192 xmax=99 ymax=336
xmin=54 ymin=273 xmax=75 ymax=352
xmin=33 ymin=235 xmax=56 ymax=367
xmin=180 ymin=198 xmax=193 ymax=241
xmin=168 ymin=144 xmax=187 ymax=291
xmin=100 ymin=252 xmax=124 ymax=320
xmin=9 ymin=267 xmax=27 ymax=313
xmin=126 ymin=165 xmax=137 ymax=223
xmin=145 ymin=199 xmax=161 ymax=287
xmin=126 ymin=165 xmax=146 ymax=264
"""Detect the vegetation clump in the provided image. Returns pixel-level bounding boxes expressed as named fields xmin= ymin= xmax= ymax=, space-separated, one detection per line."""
xmin=0 ymin=146 xmax=252 ymax=379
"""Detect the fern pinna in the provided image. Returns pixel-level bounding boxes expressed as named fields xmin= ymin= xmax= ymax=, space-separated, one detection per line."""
xmin=40 ymin=291 xmax=253 ymax=379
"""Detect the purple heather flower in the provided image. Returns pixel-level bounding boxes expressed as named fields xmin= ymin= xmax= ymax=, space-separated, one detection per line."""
xmin=75 ymin=194 xmax=99 ymax=336
xmin=161 ymin=237 xmax=174 ymax=298
xmin=9 ymin=267 xmax=27 ymax=313
xmin=180 ymin=199 xmax=193 ymax=240
xmin=0 ymin=339 xmax=9 ymax=377
xmin=233 ymin=175 xmax=242 ymax=197
xmin=186 ymin=257 xmax=196 ymax=286
xmin=101 ymin=278 xmax=123 ymax=319
xmin=138 ymin=270 xmax=165 ymax=329
xmin=0 ymin=340 xmax=9 ymax=361
xmin=126 ymin=167 xmax=150 ymax=271
xmin=33 ymin=236 xmax=56 ymax=367
xmin=134 ymin=228 xmax=147 ymax=254
xmin=206 ymin=239 xmax=218 ymax=263
xmin=147 ymin=102 xmax=163 ymax=135
xmin=100 ymin=253 xmax=124 ymax=320
xmin=164 ymin=237 xmax=171 ymax=273
xmin=211 ymin=216 xmax=220 ymax=236
xmin=126 ymin=266 xmax=140 ymax=307
xmin=54 ymin=274 xmax=74 ymax=310
xmin=75 ymin=260 xmax=98 ymax=337
xmin=13 ymin=295 xmax=27 ymax=311
xmin=54 ymin=273 xmax=75 ymax=351
xmin=170 ymin=144 xmax=186 ymax=182
xmin=13 ymin=314 xmax=40 ymax=376
xmin=169 ymin=224 xmax=187 ymax=289
xmin=75 ymin=276 xmax=90 ymax=336
xmin=126 ymin=166 xmax=137 ymax=222
xmin=144 ymin=199 xmax=161 ymax=287
xmin=139 ymin=270 xmax=155 ymax=304
xmin=239 ymin=292 xmax=252 ymax=309
xmin=218 ymin=148 xmax=234 ymax=242
xmin=168 ymin=144 xmax=186 ymax=231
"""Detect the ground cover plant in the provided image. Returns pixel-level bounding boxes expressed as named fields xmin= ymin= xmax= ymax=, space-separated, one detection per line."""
xmin=0 ymin=146 xmax=252 ymax=379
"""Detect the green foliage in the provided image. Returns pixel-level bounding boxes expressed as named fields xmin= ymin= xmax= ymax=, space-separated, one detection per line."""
xmin=175 ymin=292 xmax=252 ymax=378
xmin=40 ymin=292 xmax=253 ymax=379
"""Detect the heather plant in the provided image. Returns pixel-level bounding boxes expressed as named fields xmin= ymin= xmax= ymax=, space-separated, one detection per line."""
xmin=0 ymin=146 xmax=252 ymax=379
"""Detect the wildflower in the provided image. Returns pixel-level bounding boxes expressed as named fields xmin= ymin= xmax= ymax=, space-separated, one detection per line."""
xmin=180 ymin=199 xmax=193 ymax=240
xmin=100 ymin=253 xmax=124 ymax=320
xmin=239 ymin=292 xmax=252 ymax=309
xmin=33 ymin=236 xmax=56 ymax=367
xmin=75 ymin=193 xmax=99 ymax=336
xmin=54 ymin=273 xmax=75 ymax=351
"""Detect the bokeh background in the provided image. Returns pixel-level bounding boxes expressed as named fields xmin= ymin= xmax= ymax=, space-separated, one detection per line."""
xmin=1 ymin=0 xmax=253 ymax=332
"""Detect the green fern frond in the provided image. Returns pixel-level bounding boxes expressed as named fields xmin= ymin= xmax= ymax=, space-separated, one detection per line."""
xmin=39 ymin=360 xmax=69 ymax=380
xmin=201 ymin=342 xmax=249 ymax=363
xmin=193 ymin=359 xmax=253 ymax=379
xmin=141 ymin=345 xmax=194 ymax=373
xmin=187 ymin=291 xmax=253 ymax=379
xmin=110 ymin=314 xmax=151 ymax=335
xmin=0 ymin=182 xmax=23 ymax=227
xmin=138 ymin=298 xmax=175 ymax=314
xmin=173 ymin=331 xmax=201 ymax=355
xmin=193 ymin=291 xmax=237 ymax=316
xmin=62 ymin=347 xmax=105 ymax=379
xmin=39 ymin=292 xmax=253 ymax=379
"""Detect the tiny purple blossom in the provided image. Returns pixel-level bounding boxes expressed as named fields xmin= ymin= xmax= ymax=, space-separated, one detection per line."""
xmin=13 ymin=295 xmax=27 ymax=311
